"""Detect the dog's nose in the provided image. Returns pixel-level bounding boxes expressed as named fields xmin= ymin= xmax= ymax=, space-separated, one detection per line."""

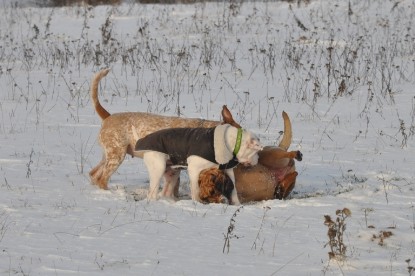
xmin=296 ymin=151 xmax=303 ymax=161
xmin=220 ymin=196 xmax=229 ymax=204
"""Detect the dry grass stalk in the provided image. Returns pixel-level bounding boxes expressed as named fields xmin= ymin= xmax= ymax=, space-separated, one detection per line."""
xmin=324 ymin=208 xmax=352 ymax=261
xmin=223 ymin=206 xmax=243 ymax=254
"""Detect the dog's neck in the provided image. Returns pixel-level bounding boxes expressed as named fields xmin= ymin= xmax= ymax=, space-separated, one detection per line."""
xmin=214 ymin=124 xmax=239 ymax=164
xmin=233 ymin=128 xmax=243 ymax=156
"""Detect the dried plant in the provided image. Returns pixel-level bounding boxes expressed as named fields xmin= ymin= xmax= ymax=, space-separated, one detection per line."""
xmin=37 ymin=0 xmax=121 ymax=7
xmin=371 ymin=230 xmax=394 ymax=247
xmin=100 ymin=14 xmax=113 ymax=46
xmin=251 ymin=206 xmax=270 ymax=253
xmin=223 ymin=206 xmax=243 ymax=254
xmin=406 ymin=259 xmax=414 ymax=276
xmin=26 ymin=149 xmax=35 ymax=179
xmin=399 ymin=119 xmax=408 ymax=148
xmin=324 ymin=208 xmax=352 ymax=261
xmin=362 ymin=207 xmax=374 ymax=228
xmin=0 ymin=211 xmax=12 ymax=243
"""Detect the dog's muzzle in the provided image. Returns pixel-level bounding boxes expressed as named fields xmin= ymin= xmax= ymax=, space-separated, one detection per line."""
xmin=219 ymin=195 xmax=230 ymax=204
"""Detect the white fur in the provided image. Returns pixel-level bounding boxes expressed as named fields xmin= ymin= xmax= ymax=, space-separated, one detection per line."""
xmin=213 ymin=124 xmax=234 ymax=164
xmin=143 ymin=151 xmax=169 ymax=200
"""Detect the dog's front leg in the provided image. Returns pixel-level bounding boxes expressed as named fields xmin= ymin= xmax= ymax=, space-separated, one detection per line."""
xmin=225 ymin=169 xmax=241 ymax=205
xmin=187 ymin=156 xmax=215 ymax=202
xmin=143 ymin=152 xmax=169 ymax=200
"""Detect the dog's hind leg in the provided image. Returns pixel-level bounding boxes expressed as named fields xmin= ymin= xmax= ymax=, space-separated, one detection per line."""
xmin=173 ymin=174 xmax=180 ymax=198
xmin=143 ymin=152 xmax=169 ymax=200
xmin=89 ymin=157 xmax=105 ymax=185
xmin=160 ymin=167 xmax=180 ymax=200
xmin=276 ymin=171 xmax=298 ymax=200
xmin=94 ymin=146 xmax=127 ymax=190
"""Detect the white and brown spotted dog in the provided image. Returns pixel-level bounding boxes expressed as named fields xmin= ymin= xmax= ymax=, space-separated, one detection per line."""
xmin=89 ymin=68 xmax=240 ymax=190
xmin=133 ymin=125 xmax=263 ymax=204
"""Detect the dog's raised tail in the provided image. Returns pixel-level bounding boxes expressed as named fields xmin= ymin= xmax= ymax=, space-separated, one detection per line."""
xmin=91 ymin=68 xmax=111 ymax=120
xmin=278 ymin=111 xmax=292 ymax=151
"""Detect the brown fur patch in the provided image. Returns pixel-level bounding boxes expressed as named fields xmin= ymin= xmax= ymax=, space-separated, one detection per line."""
xmin=199 ymin=168 xmax=233 ymax=204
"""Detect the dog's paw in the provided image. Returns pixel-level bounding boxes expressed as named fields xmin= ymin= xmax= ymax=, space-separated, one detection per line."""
xmin=295 ymin=151 xmax=303 ymax=161
xmin=274 ymin=185 xmax=284 ymax=200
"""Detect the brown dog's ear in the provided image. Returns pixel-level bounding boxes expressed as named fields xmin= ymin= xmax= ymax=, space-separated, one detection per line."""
xmin=199 ymin=169 xmax=217 ymax=203
xmin=222 ymin=105 xmax=242 ymax=129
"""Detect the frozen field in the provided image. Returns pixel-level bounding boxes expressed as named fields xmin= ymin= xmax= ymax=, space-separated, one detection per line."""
xmin=0 ymin=0 xmax=414 ymax=275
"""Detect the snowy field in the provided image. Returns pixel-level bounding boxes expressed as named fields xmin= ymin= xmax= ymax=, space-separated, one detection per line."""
xmin=0 ymin=0 xmax=414 ymax=275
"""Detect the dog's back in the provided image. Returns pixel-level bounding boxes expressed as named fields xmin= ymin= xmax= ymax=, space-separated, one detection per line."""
xmin=134 ymin=127 xmax=216 ymax=165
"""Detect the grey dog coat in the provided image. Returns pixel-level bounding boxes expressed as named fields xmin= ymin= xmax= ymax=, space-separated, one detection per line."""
xmin=135 ymin=127 xmax=216 ymax=165
xmin=134 ymin=125 xmax=239 ymax=169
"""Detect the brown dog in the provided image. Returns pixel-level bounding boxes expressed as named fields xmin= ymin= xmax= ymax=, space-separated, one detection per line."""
xmin=199 ymin=111 xmax=302 ymax=203
xmin=89 ymin=69 xmax=239 ymax=190
xmin=199 ymin=167 xmax=234 ymax=204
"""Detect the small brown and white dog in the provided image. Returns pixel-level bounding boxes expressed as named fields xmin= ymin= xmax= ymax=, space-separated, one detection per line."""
xmin=199 ymin=111 xmax=302 ymax=203
xmin=198 ymin=167 xmax=234 ymax=204
xmin=133 ymin=125 xmax=263 ymax=204
xmin=89 ymin=68 xmax=240 ymax=190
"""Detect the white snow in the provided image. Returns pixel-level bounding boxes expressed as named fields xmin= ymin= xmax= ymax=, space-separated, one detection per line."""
xmin=0 ymin=0 xmax=414 ymax=275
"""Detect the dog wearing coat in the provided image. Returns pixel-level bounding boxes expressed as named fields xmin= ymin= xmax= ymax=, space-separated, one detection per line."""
xmin=199 ymin=111 xmax=302 ymax=203
xmin=89 ymin=68 xmax=240 ymax=190
xmin=134 ymin=125 xmax=263 ymax=204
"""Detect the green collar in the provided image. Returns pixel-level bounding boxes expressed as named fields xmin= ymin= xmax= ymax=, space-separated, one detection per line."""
xmin=233 ymin=128 xmax=243 ymax=156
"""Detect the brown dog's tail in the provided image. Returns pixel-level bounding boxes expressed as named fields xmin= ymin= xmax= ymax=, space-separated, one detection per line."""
xmin=278 ymin=111 xmax=292 ymax=150
xmin=91 ymin=68 xmax=111 ymax=120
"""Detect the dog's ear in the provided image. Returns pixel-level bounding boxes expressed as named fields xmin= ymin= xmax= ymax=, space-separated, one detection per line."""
xmin=212 ymin=170 xmax=234 ymax=201
xmin=199 ymin=170 xmax=217 ymax=203
xmin=221 ymin=105 xmax=242 ymax=129
xmin=222 ymin=176 xmax=234 ymax=199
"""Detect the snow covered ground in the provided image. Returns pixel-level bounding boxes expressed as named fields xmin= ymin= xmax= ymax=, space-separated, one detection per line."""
xmin=0 ymin=0 xmax=414 ymax=275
